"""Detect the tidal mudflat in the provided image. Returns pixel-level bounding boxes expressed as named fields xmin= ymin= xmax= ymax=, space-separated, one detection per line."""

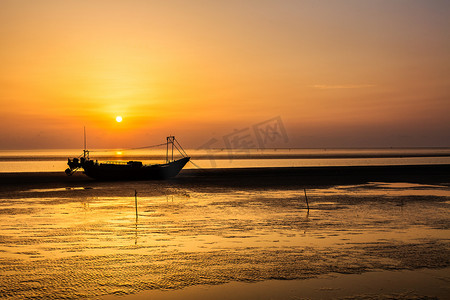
xmin=0 ymin=169 xmax=449 ymax=299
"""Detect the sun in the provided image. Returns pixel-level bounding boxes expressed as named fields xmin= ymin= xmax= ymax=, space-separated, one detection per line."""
xmin=115 ymin=116 xmax=123 ymax=123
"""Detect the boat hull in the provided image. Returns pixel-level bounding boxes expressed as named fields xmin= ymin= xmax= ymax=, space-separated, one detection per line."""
xmin=81 ymin=157 xmax=190 ymax=180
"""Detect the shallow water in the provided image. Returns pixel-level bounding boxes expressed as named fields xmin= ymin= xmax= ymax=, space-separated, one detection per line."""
xmin=109 ymin=268 xmax=450 ymax=300
xmin=0 ymin=182 xmax=449 ymax=299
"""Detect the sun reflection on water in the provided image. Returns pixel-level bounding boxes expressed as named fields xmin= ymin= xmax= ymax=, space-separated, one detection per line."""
xmin=0 ymin=182 xmax=448 ymax=298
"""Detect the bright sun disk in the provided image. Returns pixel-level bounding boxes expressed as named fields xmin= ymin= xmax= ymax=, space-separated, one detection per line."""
xmin=116 ymin=116 xmax=123 ymax=122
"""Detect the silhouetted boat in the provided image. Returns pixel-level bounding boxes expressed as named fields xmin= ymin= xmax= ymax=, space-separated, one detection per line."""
xmin=66 ymin=136 xmax=190 ymax=180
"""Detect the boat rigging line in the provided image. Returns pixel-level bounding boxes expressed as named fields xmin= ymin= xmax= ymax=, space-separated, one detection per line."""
xmin=85 ymin=137 xmax=189 ymax=162
xmin=87 ymin=142 xmax=172 ymax=153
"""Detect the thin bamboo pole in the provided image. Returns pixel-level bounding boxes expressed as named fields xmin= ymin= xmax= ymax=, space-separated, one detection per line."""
xmin=304 ymin=188 xmax=310 ymax=212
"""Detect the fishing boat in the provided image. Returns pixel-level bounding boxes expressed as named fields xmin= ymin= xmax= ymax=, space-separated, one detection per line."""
xmin=65 ymin=136 xmax=190 ymax=180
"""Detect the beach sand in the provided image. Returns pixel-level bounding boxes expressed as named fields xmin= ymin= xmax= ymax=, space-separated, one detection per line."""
xmin=0 ymin=165 xmax=449 ymax=299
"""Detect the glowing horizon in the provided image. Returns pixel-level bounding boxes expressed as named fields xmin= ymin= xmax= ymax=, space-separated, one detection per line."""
xmin=0 ymin=0 xmax=449 ymax=149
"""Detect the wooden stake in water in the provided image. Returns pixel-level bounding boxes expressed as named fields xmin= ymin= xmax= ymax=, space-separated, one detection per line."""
xmin=135 ymin=190 xmax=138 ymax=221
xmin=304 ymin=188 xmax=310 ymax=212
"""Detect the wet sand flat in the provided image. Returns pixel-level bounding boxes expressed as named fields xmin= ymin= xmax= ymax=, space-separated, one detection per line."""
xmin=0 ymin=165 xmax=449 ymax=299
xmin=106 ymin=268 xmax=450 ymax=300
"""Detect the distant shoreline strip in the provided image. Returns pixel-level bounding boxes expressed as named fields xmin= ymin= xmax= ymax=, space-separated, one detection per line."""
xmin=1 ymin=153 xmax=450 ymax=161
xmin=0 ymin=164 xmax=449 ymax=188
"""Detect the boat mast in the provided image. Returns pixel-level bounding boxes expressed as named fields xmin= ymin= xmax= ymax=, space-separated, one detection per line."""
xmin=83 ymin=126 xmax=89 ymax=159
xmin=166 ymin=136 xmax=175 ymax=163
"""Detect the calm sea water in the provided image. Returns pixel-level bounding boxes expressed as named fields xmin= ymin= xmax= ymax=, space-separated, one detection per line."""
xmin=0 ymin=148 xmax=449 ymax=172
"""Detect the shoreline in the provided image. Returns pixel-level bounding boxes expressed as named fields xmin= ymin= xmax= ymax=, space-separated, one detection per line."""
xmin=1 ymin=164 xmax=449 ymax=189
xmin=1 ymin=152 xmax=450 ymax=161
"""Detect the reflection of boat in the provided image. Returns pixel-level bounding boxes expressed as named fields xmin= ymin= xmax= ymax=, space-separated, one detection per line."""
xmin=66 ymin=136 xmax=190 ymax=180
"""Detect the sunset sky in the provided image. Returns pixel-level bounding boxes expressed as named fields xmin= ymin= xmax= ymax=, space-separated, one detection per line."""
xmin=1 ymin=0 xmax=449 ymax=149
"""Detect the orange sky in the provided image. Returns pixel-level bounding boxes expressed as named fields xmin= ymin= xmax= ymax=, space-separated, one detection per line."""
xmin=1 ymin=0 xmax=449 ymax=149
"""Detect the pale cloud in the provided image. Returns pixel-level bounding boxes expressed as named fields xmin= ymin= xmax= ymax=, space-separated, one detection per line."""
xmin=312 ymin=84 xmax=376 ymax=90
